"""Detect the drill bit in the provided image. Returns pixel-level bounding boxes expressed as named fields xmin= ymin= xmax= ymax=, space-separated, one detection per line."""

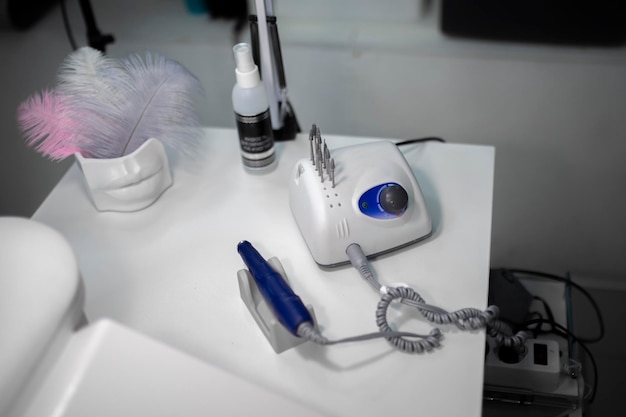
xmin=324 ymin=145 xmax=331 ymax=177
xmin=317 ymin=147 xmax=323 ymax=181
xmin=309 ymin=124 xmax=315 ymax=165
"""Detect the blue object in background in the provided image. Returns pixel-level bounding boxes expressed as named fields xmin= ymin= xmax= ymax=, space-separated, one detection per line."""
xmin=184 ymin=0 xmax=207 ymax=15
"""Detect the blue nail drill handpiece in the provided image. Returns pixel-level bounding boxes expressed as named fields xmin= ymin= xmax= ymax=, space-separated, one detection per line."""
xmin=237 ymin=241 xmax=313 ymax=337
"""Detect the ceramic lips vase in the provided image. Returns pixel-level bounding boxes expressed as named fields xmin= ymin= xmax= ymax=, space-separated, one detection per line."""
xmin=75 ymin=138 xmax=173 ymax=212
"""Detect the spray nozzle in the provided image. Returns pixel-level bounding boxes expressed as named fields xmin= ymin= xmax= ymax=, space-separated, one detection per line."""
xmin=233 ymin=43 xmax=256 ymax=74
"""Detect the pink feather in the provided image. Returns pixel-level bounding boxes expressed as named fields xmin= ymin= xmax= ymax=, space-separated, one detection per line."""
xmin=16 ymin=47 xmax=204 ymax=161
xmin=16 ymin=90 xmax=83 ymax=160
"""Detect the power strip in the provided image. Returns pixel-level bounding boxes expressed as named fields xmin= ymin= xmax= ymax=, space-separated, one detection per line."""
xmin=484 ymin=337 xmax=561 ymax=392
xmin=289 ymin=130 xmax=432 ymax=267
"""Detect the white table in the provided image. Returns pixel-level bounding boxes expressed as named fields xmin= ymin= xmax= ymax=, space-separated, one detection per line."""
xmin=33 ymin=127 xmax=495 ymax=417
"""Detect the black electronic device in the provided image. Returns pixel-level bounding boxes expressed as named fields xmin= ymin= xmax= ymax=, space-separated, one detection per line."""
xmin=441 ymin=0 xmax=626 ymax=46
xmin=0 ymin=0 xmax=56 ymax=30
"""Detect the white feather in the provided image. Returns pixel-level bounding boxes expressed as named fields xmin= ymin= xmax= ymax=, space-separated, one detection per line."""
xmin=53 ymin=47 xmax=205 ymax=158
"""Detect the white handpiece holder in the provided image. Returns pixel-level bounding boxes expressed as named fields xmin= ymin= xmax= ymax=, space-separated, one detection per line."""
xmin=237 ymin=257 xmax=317 ymax=354
xmin=289 ymin=140 xmax=432 ymax=267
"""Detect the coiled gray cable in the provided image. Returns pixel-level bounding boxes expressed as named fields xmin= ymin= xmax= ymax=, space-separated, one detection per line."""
xmin=376 ymin=286 xmax=445 ymax=353
xmin=346 ymin=243 xmax=530 ymax=353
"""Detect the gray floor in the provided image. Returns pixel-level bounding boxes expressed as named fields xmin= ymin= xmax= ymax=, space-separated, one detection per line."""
xmin=1 ymin=1 xmax=624 ymax=416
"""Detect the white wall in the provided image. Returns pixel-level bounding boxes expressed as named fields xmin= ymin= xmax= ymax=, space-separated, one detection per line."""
xmin=271 ymin=1 xmax=626 ymax=287
xmin=1 ymin=0 xmax=625 ymax=287
xmin=0 ymin=8 xmax=74 ymax=217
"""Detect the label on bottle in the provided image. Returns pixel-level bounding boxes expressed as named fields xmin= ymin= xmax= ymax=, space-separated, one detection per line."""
xmin=235 ymin=110 xmax=275 ymax=167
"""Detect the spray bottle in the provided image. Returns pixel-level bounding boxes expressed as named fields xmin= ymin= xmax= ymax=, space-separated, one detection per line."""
xmin=232 ymin=42 xmax=275 ymax=169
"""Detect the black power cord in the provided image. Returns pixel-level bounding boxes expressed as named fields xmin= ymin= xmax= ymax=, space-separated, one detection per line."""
xmin=60 ymin=0 xmax=114 ymax=53
xmin=60 ymin=0 xmax=77 ymax=50
xmin=395 ymin=136 xmax=446 ymax=146
xmin=498 ymin=268 xmax=605 ymax=404
xmin=505 ymin=268 xmax=605 ymax=343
